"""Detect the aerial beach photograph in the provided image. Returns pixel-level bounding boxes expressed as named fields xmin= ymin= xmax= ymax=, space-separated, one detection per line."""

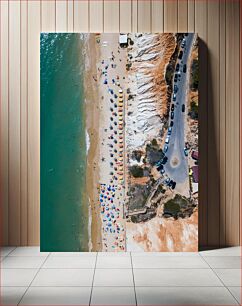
xmin=41 ymin=32 xmax=198 ymax=252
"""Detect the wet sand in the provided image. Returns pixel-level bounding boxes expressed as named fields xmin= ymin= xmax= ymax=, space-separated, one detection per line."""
xmin=84 ymin=34 xmax=102 ymax=251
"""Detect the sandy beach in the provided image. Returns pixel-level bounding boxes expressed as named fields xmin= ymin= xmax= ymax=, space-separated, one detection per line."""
xmin=97 ymin=34 xmax=127 ymax=251
xmin=84 ymin=34 xmax=127 ymax=251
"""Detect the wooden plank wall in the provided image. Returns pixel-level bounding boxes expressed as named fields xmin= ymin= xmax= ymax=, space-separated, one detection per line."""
xmin=0 ymin=0 xmax=240 ymax=247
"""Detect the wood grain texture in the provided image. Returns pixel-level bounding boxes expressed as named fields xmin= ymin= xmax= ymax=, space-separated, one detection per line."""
xmin=120 ymin=0 xmax=131 ymax=32
xmin=67 ymin=0 xmax=74 ymax=32
xmin=188 ymin=0 xmax=195 ymax=32
xmin=20 ymin=0 xmax=28 ymax=245
xmin=164 ymin=0 xmax=178 ymax=32
xmin=225 ymin=0 xmax=240 ymax=246
xmin=90 ymin=0 xmax=104 ymax=32
xmin=73 ymin=0 xmax=88 ymax=32
xmin=207 ymin=0 xmax=220 ymax=246
xmin=104 ymin=0 xmax=119 ymax=32
xmin=0 ymin=0 xmax=241 ymax=247
xmin=27 ymin=1 xmax=40 ymax=245
xmin=131 ymin=0 xmax=138 ymax=32
xmin=151 ymin=0 xmax=164 ymax=32
xmin=9 ymin=0 xmax=21 ymax=245
xmin=0 ymin=0 xmax=9 ymax=245
xmin=41 ymin=0 xmax=56 ymax=32
xmin=219 ymin=0 xmax=226 ymax=246
xmin=195 ymin=0 xmax=208 ymax=247
xmin=178 ymin=0 xmax=188 ymax=32
xmin=56 ymin=0 xmax=67 ymax=32
xmin=137 ymin=0 xmax=151 ymax=32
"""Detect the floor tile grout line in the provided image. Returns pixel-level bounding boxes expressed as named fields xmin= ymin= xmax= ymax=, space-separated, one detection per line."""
xmin=89 ymin=252 xmax=98 ymax=306
xmin=226 ymin=286 xmax=241 ymax=305
xmin=130 ymin=252 xmax=137 ymax=306
xmin=199 ymin=253 xmax=240 ymax=305
xmin=2 ymin=285 xmax=240 ymax=288
xmin=17 ymin=252 xmax=51 ymax=306
xmin=2 ymin=246 xmax=17 ymax=257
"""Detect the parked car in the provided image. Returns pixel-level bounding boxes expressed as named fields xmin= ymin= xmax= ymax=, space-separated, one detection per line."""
xmin=171 ymin=181 xmax=176 ymax=189
xmin=178 ymin=50 xmax=183 ymax=59
xmin=168 ymin=127 xmax=172 ymax=135
xmin=165 ymin=136 xmax=170 ymax=144
xmin=161 ymin=156 xmax=168 ymax=165
xmin=172 ymin=94 xmax=176 ymax=102
xmin=182 ymin=104 xmax=185 ymax=112
xmin=184 ymin=148 xmax=188 ymax=156
xmin=160 ymin=168 xmax=165 ymax=174
xmin=181 ymin=39 xmax=186 ymax=48
xmin=170 ymin=121 xmax=174 ymax=127
xmin=165 ymin=178 xmax=171 ymax=185
xmin=157 ymin=164 xmax=164 ymax=172
xmin=171 ymin=111 xmax=174 ymax=119
xmin=174 ymin=85 xmax=178 ymax=93
xmin=164 ymin=145 xmax=168 ymax=153
xmin=183 ymin=64 xmax=187 ymax=73
xmin=176 ymin=63 xmax=180 ymax=72
xmin=171 ymin=104 xmax=175 ymax=111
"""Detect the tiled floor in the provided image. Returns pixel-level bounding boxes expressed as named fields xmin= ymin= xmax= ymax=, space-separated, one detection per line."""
xmin=0 ymin=246 xmax=241 ymax=305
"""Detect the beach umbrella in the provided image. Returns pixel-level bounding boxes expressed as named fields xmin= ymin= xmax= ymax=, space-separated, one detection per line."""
xmin=114 ymin=140 xmax=117 ymax=144
xmin=114 ymin=103 xmax=117 ymax=108
xmin=114 ymin=122 xmax=117 ymax=126
xmin=110 ymin=117 xmax=113 ymax=121
xmin=114 ymin=149 xmax=117 ymax=153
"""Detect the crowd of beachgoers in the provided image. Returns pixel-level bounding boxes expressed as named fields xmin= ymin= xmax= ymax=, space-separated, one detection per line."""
xmin=95 ymin=34 xmax=127 ymax=251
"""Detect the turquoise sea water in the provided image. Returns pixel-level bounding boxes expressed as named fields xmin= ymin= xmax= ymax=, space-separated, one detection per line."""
xmin=40 ymin=33 xmax=88 ymax=251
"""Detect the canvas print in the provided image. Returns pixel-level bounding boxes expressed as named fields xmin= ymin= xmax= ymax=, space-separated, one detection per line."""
xmin=41 ymin=33 xmax=198 ymax=252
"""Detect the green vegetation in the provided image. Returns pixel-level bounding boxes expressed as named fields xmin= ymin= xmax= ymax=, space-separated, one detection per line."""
xmin=189 ymin=100 xmax=198 ymax=120
xmin=146 ymin=139 xmax=164 ymax=166
xmin=158 ymin=184 xmax=166 ymax=194
xmin=129 ymin=165 xmax=145 ymax=178
xmin=164 ymin=202 xmax=180 ymax=216
xmin=190 ymin=59 xmax=199 ymax=91
xmin=131 ymin=150 xmax=142 ymax=162
xmin=163 ymin=194 xmax=189 ymax=219
xmin=165 ymin=67 xmax=174 ymax=84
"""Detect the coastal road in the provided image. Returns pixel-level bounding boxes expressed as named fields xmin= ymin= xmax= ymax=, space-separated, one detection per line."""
xmin=164 ymin=33 xmax=195 ymax=184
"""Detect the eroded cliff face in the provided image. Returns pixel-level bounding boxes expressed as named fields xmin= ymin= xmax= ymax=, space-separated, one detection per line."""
xmin=126 ymin=210 xmax=198 ymax=252
xmin=126 ymin=33 xmax=176 ymax=149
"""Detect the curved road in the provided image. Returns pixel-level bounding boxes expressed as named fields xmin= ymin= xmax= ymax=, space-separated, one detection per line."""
xmin=164 ymin=33 xmax=195 ymax=184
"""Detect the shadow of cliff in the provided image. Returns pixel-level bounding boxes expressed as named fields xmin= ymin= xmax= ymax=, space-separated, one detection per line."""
xmin=198 ymin=38 xmax=221 ymax=250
